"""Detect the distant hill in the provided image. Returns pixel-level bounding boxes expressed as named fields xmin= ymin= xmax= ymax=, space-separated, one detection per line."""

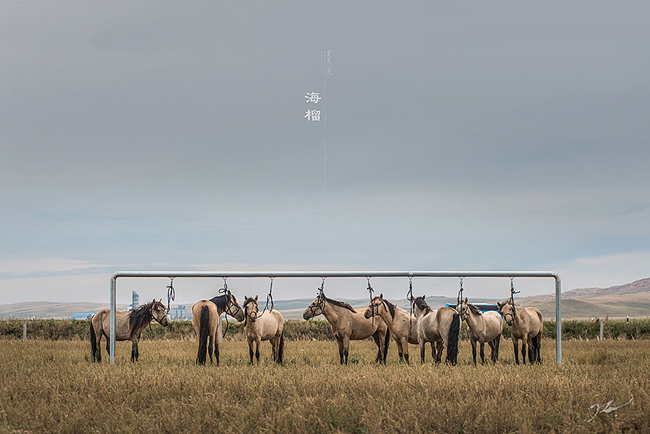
xmin=0 ymin=302 xmax=129 ymax=319
xmin=3 ymin=278 xmax=649 ymax=320
xmin=519 ymin=277 xmax=650 ymax=319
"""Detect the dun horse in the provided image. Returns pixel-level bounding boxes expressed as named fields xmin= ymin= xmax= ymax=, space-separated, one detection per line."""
xmin=365 ymin=294 xmax=419 ymax=364
xmin=303 ymin=292 xmax=390 ymax=365
xmin=90 ymin=299 xmax=169 ymax=363
xmin=456 ymin=297 xmax=503 ymax=365
xmin=412 ymin=296 xmax=461 ymax=365
xmin=497 ymin=299 xmax=543 ymax=364
xmin=243 ymin=296 xmax=285 ymax=364
xmin=192 ymin=291 xmax=245 ymax=365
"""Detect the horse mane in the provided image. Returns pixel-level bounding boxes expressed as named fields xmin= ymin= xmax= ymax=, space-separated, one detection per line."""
xmin=325 ymin=297 xmax=356 ymax=313
xmin=129 ymin=301 xmax=154 ymax=333
xmin=209 ymin=294 xmax=228 ymax=311
xmin=413 ymin=297 xmax=431 ymax=314
xmin=383 ymin=299 xmax=396 ymax=319
xmin=467 ymin=303 xmax=482 ymax=316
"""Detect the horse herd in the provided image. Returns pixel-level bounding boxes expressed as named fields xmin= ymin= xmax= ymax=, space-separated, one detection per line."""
xmin=89 ymin=291 xmax=544 ymax=366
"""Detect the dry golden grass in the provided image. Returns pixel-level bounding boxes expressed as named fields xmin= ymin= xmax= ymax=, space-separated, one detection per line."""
xmin=1 ymin=338 xmax=649 ymax=433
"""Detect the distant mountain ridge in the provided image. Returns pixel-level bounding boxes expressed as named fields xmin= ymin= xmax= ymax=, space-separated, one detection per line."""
xmin=519 ymin=277 xmax=650 ymax=303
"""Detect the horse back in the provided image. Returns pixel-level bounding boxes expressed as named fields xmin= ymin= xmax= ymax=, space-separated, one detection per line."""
xmin=347 ymin=308 xmax=383 ymax=340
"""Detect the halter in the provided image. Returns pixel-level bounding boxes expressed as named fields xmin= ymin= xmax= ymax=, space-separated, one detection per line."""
xmin=244 ymin=298 xmax=259 ymax=323
xmin=218 ymin=278 xmax=240 ymax=337
xmin=407 ymin=276 xmax=414 ymax=338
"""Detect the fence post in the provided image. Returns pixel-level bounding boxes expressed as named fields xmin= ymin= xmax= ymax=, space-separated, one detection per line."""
xmin=599 ymin=319 xmax=604 ymax=341
xmin=23 ymin=320 xmax=27 ymax=341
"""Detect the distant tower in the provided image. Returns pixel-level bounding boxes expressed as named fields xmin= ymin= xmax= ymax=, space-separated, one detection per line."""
xmin=131 ymin=291 xmax=140 ymax=309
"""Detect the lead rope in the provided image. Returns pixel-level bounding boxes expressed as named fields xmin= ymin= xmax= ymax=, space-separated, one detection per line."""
xmin=166 ymin=277 xmax=175 ymax=313
xmin=261 ymin=277 xmax=274 ymax=316
xmin=218 ymin=277 xmax=230 ymax=337
xmin=367 ymin=277 xmax=375 ymax=326
xmin=510 ymin=277 xmax=520 ymax=319
xmin=407 ymin=276 xmax=414 ymax=340
xmin=457 ymin=277 xmax=464 ymax=309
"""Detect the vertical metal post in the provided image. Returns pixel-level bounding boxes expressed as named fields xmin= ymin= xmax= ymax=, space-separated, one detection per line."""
xmin=23 ymin=320 xmax=27 ymax=341
xmin=600 ymin=319 xmax=604 ymax=341
xmin=110 ymin=277 xmax=116 ymax=364
xmin=555 ymin=276 xmax=562 ymax=366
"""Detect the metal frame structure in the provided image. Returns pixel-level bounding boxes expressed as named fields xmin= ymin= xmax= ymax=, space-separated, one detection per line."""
xmin=109 ymin=270 xmax=562 ymax=365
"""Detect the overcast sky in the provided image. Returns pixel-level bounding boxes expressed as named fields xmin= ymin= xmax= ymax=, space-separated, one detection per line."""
xmin=1 ymin=1 xmax=649 ymax=306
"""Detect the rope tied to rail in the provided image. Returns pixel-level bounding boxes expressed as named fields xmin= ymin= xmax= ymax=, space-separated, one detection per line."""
xmin=218 ymin=277 xmax=231 ymax=337
xmin=367 ymin=277 xmax=375 ymax=326
xmin=407 ymin=276 xmax=414 ymax=340
xmin=457 ymin=277 xmax=464 ymax=308
xmin=509 ymin=277 xmax=520 ymax=318
xmin=261 ymin=277 xmax=274 ymax=315
xmin=166 ymin=277 xmax=175 ymax=313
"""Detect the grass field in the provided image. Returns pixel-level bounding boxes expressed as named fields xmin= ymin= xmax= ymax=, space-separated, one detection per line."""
xmin=1 ymin=338 xmax=649 ymax=433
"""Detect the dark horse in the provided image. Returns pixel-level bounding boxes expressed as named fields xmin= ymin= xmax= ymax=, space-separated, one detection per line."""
xmin=90 ymin=299 xmax=169 ymax=363
xmin=192 ymin=292 xmax=245 ymax=365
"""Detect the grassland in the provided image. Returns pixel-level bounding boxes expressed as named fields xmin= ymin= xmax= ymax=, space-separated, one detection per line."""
xmin=1 ymin=337 xmax=649 ymax=433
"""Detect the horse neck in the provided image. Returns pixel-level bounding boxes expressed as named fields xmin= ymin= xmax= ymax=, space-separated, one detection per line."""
xmin=129 ymin=308 xmax=152 ymax=338
xmin=464 ymin=307 xmax=482 ymax=329
xmin=321 ymin=300 xmax=341 ymax=325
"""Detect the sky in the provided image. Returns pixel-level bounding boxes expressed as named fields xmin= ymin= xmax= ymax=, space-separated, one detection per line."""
xmin=1 ymin=1 xmax=649 ymax=307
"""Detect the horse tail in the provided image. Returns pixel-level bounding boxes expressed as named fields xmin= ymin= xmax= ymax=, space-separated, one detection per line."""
xmin=90 ymin=317 xmax=97 ymax=362
xmin=383 ymin=327 xmax=391 ymax=363
xmin=278 ymin=333 xmax=285 ymax=364
xmin=446 ymin=312 xmax=461 ymax=365
xmin=197 ymin=305 xmax=210 ymax=365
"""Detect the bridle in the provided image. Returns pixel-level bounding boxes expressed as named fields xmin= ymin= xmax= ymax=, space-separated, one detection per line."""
xmin=244 ymin=300 xmax=259 ymax=323
xmin=305 ymin=292 xmax=325 ymax=319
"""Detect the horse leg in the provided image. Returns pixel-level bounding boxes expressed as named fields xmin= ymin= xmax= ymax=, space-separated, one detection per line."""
xmin=372 ymin=333 xmax=382 ymax=363
xmin=479 ymin=341 xmax=486 ymax=365
xmin=248 ymin=339 xmax=255 ymax=365
xmin=470 ymin=338 xmax=477 ymax=366
xmin=342 ymin=337 xmax=350 ymax=365
xmin=255 ymin=337 xmax=261 ymax=364
xmin=131 ymin=338 xmax=138 ymax=363
xmin=435 ymin=341 xmax=444 ymax=364
xmin=215 ymin=341 xmax=220 ymax=366
xmin=521 ymin=340 xmax=527 ymax=365
xmin=401 ymin=338 xmax=410 ymax=365
xmin=513 ymin=339 xmax=520 ymax=365
xmin=336 ymin=336 xmax=345 ymax=365
xmin=208 ymin=335 xmax=214 ymax=365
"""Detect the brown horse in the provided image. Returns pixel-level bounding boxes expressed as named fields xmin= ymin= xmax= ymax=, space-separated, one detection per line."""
xmin=412 ymin=296 xmax=461 ymax=365
xmin=456 ymin=298 xmax=503 ymax=365
xmin=303 ymin=292 xmax=390 ymax=365
xmin=497 ymin=299 xmax=543 ymax=364
xmin=243 ymin=296 xmax=285 ymax=364
xmin=90 ymin=299 xmax=169 ymax=363
xmin=192 ymin=292 xmax=245 ymax=365
xmin=365 ymin=294 xmax=419 ymax=364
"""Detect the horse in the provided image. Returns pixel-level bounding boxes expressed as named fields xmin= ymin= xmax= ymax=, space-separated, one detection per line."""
xmin=192 ymin=291 xmax=245 ymax=365
xmin=456 ymin=297 xmax=503 ymax=365
xmin=303 ymin=291 xmax=390 ymax=365
xmin=497 ymin=299 xmax=543 ymax=364
xmin=412 ymin=296 xmax=461 ymax=365
xmin=365 ymin=294 xmax=420 ymax=364
xmin=90 ymin=299 xmax=169 ymax=363
xmin=242 ymin=295 xmax=285 ymax=364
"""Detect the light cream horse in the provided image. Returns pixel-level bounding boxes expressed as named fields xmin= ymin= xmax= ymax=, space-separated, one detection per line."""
xmin=192 ymin=292 xmax=245 ymax=365
xmin=365 ymin=294 xmax=419 ymax=364
xmin=456 ymin=298 xmax=503 ymax=365
xmin=90 ymin=299 xmax=169 ymax=363
xmin=497 ymin=299 xmax=543 ymax=364
xmin=303 ymin=292 xmax=390 ymax=365
xmin=412 ymin=296 xmax=461 ymax=365
xmin=243 ymin=296 xmax=285 ymax=364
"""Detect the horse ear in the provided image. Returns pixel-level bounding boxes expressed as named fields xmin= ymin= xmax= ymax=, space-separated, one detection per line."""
xmin=464 ymin=297 xmax=468 ymax=303
xmin=254 ymin=295 xmax=258 ymax=302
xmin=379 ymin=293 xmax=383 ymax=300
xmin=422 ymin=295 xmax=425 ymax=299
xmin=245 ymin=296 xmax=249 ymax=301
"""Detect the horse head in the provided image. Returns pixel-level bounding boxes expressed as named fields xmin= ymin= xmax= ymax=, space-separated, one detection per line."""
xmin=497 ymin=300 xmax=516 ymax=326
xmin=303 ymin=292 xmax=325 ymax=320
xmin=412 ymin=295 xmax=431 ymax=318
xmin=365 ymin=294 xmax=386 ymax=319
xmin=151 ymin=299 xmax=169 ymax=326
xmin=243 ymin=295 xmax=259 ymax=323
xmin=226 ymin=293 xmax=246 ymax=322
xmin=456 ymin=297 xmax=470 ymax=320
